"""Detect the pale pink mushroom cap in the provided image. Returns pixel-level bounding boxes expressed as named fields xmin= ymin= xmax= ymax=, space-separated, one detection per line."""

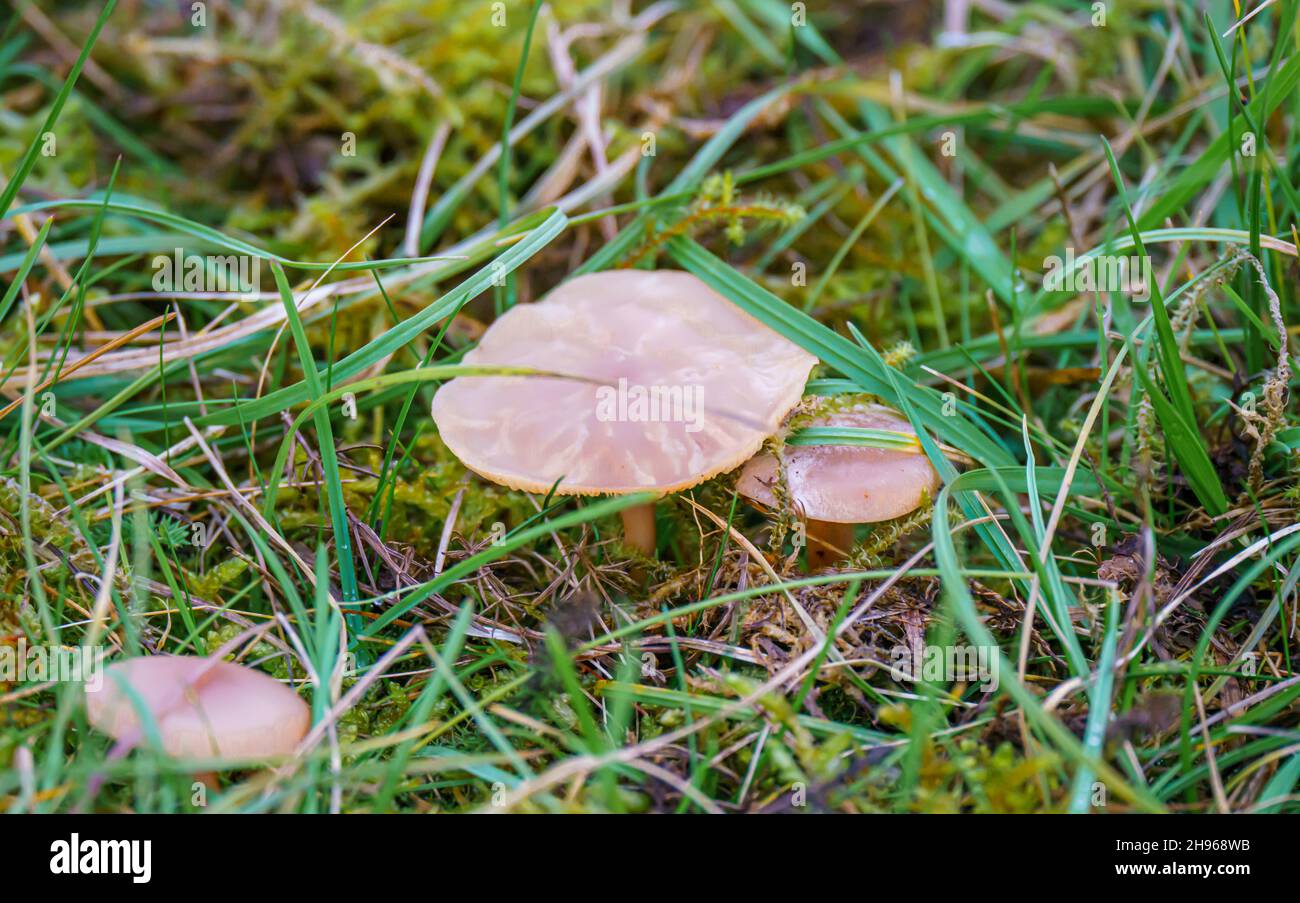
xmin=85 ymin=655 xmax=310 ymax=761
xmin=431 ymin=270 xmax=818 ymax=494
xmin=737 ymin=404 xmax=941 ymax=523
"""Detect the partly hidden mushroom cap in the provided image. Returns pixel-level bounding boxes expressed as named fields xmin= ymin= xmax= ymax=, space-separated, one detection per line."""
xmin=431 ymin=270 xmax=818 ymax=494
xmin=85 ymin=655 xmax=310 ymax=761
xmin=737 ymin=403 xmax=941 ymax=523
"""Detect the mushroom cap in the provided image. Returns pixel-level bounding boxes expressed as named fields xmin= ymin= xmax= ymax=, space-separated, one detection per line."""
xmin=85 ymin=655 xmax=310 ymax=761
xmin=737 ymin=404 xmax=941 ymax=523
xmin=430 ymin=270 xmax=817 ymax=494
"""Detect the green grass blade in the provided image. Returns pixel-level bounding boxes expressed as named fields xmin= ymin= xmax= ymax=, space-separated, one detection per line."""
xmin=271 ymin=262 xmax=360 ymax=611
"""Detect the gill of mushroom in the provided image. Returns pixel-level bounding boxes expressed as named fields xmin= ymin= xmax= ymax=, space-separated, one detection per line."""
xmin=84 ymin=654 xmax=311 ymax=788
xmin=430 ymin=269 xmax=817 ymax=556
xmin=737 ymin=403 xmax=941 ymax=570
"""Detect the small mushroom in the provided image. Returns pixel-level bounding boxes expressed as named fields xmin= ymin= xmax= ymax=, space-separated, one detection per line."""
xmin=431 ymin=270 xmax=817 ymax=554
xmin=85 ymin=655 xmax=310 ymax=766
xmin=737 ymin=403 xmax=941 ymax=569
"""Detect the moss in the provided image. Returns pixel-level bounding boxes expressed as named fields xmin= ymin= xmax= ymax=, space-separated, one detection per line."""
xmin=188 ymin=556 xmax=250 ymax=600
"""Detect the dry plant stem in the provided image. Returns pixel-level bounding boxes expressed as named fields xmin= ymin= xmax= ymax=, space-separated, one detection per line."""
xmin=805 ymin=519 xmax=854 ymax=570
xmin=621 ymin=502 xmax=657 ymax=555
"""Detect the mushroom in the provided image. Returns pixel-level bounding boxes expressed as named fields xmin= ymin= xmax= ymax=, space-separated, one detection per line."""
xmin=85 ymin=655 xmax=310 ymax=773
xmin=737 ymin=403 xmax=941 ymax=569
xmin=430 ymin=270 xmax=817 ymax=554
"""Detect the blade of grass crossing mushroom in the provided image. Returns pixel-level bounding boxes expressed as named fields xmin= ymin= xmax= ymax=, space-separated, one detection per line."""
xmin=847 ymin=322 xmax=1038 ymax=593
xmin=262 ymin=365 xmax=590 ymax=520
xmin=0 ymin=0 xmax=116 ymax=218
xmin=887 ymin=350 xmax=1087 ymax=679
xmin=189 ymin=208 xmax=567 ymax=431
xmin=271 ymin=262 xmax=360 ymax=615
xmin=789 ymin=426 xmax=932 ymax=451
xmin=886 ymin=437 xmax=1091 ymax=671
xmin=665 ymin=236 xmax=1014 ymax=468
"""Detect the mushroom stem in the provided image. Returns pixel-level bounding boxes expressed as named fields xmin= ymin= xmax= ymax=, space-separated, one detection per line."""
xmin=805 ymin=519 xmax=854 ymax=570
xmin=620 ymin=502 xmax=657 ymax=555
